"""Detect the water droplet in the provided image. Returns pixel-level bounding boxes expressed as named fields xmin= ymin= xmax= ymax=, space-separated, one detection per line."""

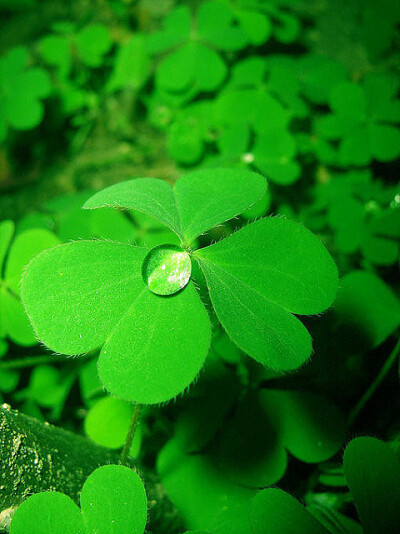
xmin=142 ymin=244 xmax=191 ymax=296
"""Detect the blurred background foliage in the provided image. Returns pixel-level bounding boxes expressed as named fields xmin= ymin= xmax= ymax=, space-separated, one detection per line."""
xmin=0 ymin=1 xmax=399 ymax=533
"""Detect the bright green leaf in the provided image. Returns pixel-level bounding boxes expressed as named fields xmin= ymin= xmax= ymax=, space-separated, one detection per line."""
xmin=98 ymin=282 xmax=210 ymax=404
xmin=10 ymin=492 xmax=85 ymax=534
xmin=80 ymin=465 xmax=147 ymax=534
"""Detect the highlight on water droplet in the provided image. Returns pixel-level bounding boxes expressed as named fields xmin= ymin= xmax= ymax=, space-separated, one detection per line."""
xmin=142 ymin=244 xmax=191 ymax=296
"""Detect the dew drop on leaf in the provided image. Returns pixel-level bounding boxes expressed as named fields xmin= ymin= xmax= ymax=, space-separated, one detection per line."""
xmin=142 ymin=244 xmax=191 ymax=296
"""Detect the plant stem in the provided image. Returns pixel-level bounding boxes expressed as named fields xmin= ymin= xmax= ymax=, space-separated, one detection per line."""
xmin=348 ymin=337 xmax=400 ymax=426
xmin=0 ymin=353 xmax=93 ymax=370
xmin=120 ymin=403 xmax=141 ymax=465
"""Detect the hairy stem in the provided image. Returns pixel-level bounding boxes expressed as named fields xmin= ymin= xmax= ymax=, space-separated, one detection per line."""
xmin=120 ymin=403 xmax=141 ymax=465
xmin=348 ymin=337 xmax=400 ymax=425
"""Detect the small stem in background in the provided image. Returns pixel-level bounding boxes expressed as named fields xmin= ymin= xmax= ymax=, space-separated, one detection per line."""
xmin=0 ymin=353 xmax=93 ymax=370
xmin=120 ymin=403 xmax=141 ymax=466
xmin=348 ymin=337 xmax=400 ymax=426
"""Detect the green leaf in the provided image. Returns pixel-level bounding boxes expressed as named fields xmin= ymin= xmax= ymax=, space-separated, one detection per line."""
xmin=173 ymin=169 xmax=266 ymax=245
xmin=368 ymin=123 xmax=400 ymax=162
xmin=75 ymin=24 xmax=112 ymax=68
xmin=0 ymin=220 xmax=14 ymax=273
xmin=10 ymin=492 xmax=85 ymax=534
xmin=250 ymin=488 xmax=329 ymax=534
xmin=237 ymin=11 xmax=271 ymax=45
xmin=144 ymin=5 xmax=191 ymax=54
xmin=265 ymin=391 xmax=346 ymax=463
xmin=84 ymin=170 xmax=267 ymax=246
xmin=5 ymin=229 xmax=60 ymax=294
xmin=40 ymin=35 xmax=71 ymax=77
xmin=195 ymin=217 xmax=338 ymax=370
xmin=98 ymin=282 xmax=210 ymax=404
xmin=329 ymin=82 xmax=366 ymax=120
xmin=80 ymin=465 xmax=147 ymax=534
xmin=298 ymin=56 xmax=347 ymax=105
xmin=84 ymin=397 xmax=141 ymax=456
xmin=216 ymin=393 xmax=288 ymax=487
xmin=156 ymin=42 xmax=227 ymax=93
xmin=0 ymin=290 xmax=36 ymax=345
xmin=22 ymin=241 xmax=147 ymax=355
xmin=10 ymin=465 xmax=147 ymax=534
xmin=83 ymin=179 xmax=182 ymax=239
xmin=197 ymin=1 xmax=248 ymax=51
xmin=333 ymin=270 xmax=400 ymax=350
xmin=157 ymin=438 xmax=255 ymax=534
xmin=253 ymin=130 xmax=300 ymax=185
xmin=343 ymin=437 xmax=400 ymax=534
xmin=107 ymin=35 xmax=150 ymax=92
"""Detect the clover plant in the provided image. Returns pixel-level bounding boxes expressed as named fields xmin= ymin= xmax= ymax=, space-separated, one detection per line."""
xmin=21 ymin=169 xmax=337 ymax=404
xmin=0 ymin=47 xmax=51 ymax=140
xmin=10 ymin=465 xmax=147 ymax=534
xmin=1 ymin=2 xmax=400 ymax=534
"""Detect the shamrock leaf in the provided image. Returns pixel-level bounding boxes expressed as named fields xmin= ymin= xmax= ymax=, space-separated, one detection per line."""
xmin=333 ymin=270 xmax=400 ymax=352
xmin=149 ymin=2 xmax=272 ymax=100
xmin=84 ymin=396 xmax=142 ymax=458
xmin=0 ymin=47 xmax=51 ymax=140
xmin=316 ymin=73 xmax=400 ymax=165
xmin=207 ymin=389 xmax=344 ymax=488
xmin=343 ymin=437 xmax=400 ymax=534
xmin=0 ymin=220 xmax=60 ymax=346
xmin=106 ymin=35 xmax=150 ymax=93
xmin=10 ymin=464 xmax=148 ymax=534
xmin=250 ymin=488 xmax=329 ymax=534
xmin=214 ymin=88 xmax=300 ymax=184
xmin=40 ymin=24 xmax=112 ymax=75
xmin=194 ymin=216 xmax=337 ymax=370
xmin=22 ymin=170 xmax=337 ymax=404
xmin=158 ymin=437 xmax=256 ymax=534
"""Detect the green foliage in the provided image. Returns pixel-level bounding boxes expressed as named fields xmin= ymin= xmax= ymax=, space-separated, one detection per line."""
xmin=250 ymin=488 xmax=328 ymax=534
xmin=0 ymin=220 xmax=59 ymax=345
xmin=1 ymin=2 xmax=400 ymax=533
xmin=22 ymin=170 xmax=337 ymax=404
xmin=10 ymin=465 xmax=148 ymax=534
xmin=84 ymin=396 xmax=142 ymax=458
xmin=343 ymin=437 xmax=400 ymax=534
xmin=316 ymin=73 xmax=400 ymax=166
xmin=195 ymin=217 xmax=337 ymax=370
xmin=0 ymin=47 xmax=51 ymax=140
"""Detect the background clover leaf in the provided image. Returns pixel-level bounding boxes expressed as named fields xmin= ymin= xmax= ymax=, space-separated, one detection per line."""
xmin=0 ymin=221 xmax=60 ymax=346
xmin=333 ymin=270 xmax=400 ymax=351
xmin=158 ymin=438 xmax=256 ymax=534
xmin=84 ymin=396 xmax=142 ymax=458
xmin=343 ymin=437 xmax=400 ymax=534
xmin=195 ymin=216 xmax=338 ymax=370
xmin=250 ymin=488 xmax=329 ymax=534
xmin=10 ymin=465 xmax=147 ymax=534
xmin=0 ymin=46 xmax=51 ymax=139
xmin=316 ymin=74 xmax=400 ymax=166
